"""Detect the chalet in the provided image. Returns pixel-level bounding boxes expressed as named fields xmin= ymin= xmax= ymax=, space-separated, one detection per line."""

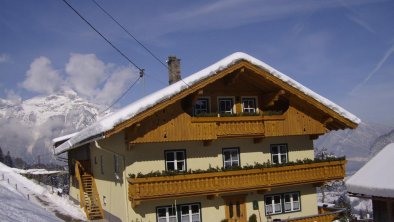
xmin=54 ymin=52 xmax=360 ymax=222
xmin=346 ymin=143 xmax=394 ymax=222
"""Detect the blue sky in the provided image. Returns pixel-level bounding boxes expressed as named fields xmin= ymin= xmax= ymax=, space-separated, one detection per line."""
xmin=1 ymin=0 xmax=394 ymax=125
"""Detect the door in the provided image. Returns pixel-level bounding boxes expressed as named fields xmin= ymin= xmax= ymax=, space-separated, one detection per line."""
xmin=224 ymin=195 xmax=247 ymax=222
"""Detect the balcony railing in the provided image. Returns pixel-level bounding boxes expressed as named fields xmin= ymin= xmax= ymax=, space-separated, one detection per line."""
xmin=284 ymin=208 xmax=345 ymax=222
xmin=128 ymin=160 xmax=346 ymax=207
xmin=190 ymin=114 xmax=285 ymax=138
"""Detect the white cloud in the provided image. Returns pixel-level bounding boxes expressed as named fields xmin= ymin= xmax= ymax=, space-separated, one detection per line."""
xmin=64 ymin=53 xmax=140 ymax=106
xmin=95 ymin=66 xmax=138 ymax=106
xmin=21 ymin=57 xmax=64 ymax=94
xmin=0 ymin=53 xmax=10 ymax=63
xmin=5 ymin=89 xmax=22 ymax=104
xmin=65 ymin=53 xmax=107 ymax=99
xmin=20 ymin=53 xmax=140 ymax=107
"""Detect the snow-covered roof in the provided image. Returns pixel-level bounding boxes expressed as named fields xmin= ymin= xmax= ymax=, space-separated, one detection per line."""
xmin=52 ymin=132 xmax=79 ymax=144
xmin=54 ymin=52 xmax=360 ymax=155
xmin=346 ymin=143 xmax=394 ymax=198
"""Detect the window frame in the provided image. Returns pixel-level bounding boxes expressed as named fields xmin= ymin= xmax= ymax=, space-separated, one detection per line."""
xmin=100 ymin=155 xmax=104 ymax=175
xmin=194 ymin=97 xmax=210 ymax=116
xmin=241 ymin=96 xmax=258 ymax=113
xmin=156 ymin=202 xmax=202 ymax=222
xmin=284 ymin=192 xmax=301 ymax=213
xmin=164 ymin=149 xmax=187 ymax=172
xmin=270 ymin=144 xmax=289 ymax=164
xmin=217 ymin=96 xmax=236 ymax=114
xmin=222 ymin=147 xmax=240 ymax=169
xmin=264 ymin=192 xmax=301 ymax=216
xmin=113 ymin=155 xmax=120 ymax=174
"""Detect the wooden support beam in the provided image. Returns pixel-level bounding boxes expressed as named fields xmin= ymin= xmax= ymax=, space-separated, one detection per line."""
xmin=323 ymin=117 xmax=333 ymax=127
xmin=257 ymin=188 xmax=271 ymax=194
xmin=261 ymin=90 xmax=285 ymax=108
xmin=224 ymin=68 xmax=244 ymax=85
xmin=203 ymin=140 xmax=212 ymax=146
xmin=253 ymin=137 xmax=263 ymax=144
xmin=127 ymin=143 xmax=136 ymax=151
xmin=313 ymin=182 xmax=325 ymax=187
xmin=207 ymin=193 xmax=219 ymax=200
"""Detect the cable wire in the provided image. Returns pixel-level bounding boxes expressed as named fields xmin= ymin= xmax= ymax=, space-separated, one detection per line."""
xmin=61 ymin=0 xmax=144 ymax=72
xmin=91 ymin=0 xmax=168 ymax=70
xmin=90 ymin=0 xmax=190 ymax=88
xmin=100 ymin=72 xmax=143 ymax=114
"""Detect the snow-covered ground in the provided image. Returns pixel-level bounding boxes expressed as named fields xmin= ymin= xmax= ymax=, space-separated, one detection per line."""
xmin=0 ymin=162 xmax=86 ymax=222
xmin=317 ymin=180 xmax=373 ymax=220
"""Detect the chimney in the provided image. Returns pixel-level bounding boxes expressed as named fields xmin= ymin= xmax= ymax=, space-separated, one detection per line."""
xmin=167 ymin=56 xmax=181 ymax=85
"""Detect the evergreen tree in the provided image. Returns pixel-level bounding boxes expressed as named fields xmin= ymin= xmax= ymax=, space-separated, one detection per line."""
xmin=0 ymin=146 xmax=4 ymax=163
xmin=4 ymin=151 xmax=13 ymax=167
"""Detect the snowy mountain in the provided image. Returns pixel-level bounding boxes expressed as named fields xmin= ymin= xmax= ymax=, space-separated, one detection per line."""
xmin=369 ymin=129 xmax=394 ymax=157
xmin=315 ymin=122 xmax=392 ymax=175
xmin=0 ymin=90 xmax=101 ymax=163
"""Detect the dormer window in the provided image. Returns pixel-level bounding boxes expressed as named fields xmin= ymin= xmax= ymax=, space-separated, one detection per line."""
xmin=218 ymin=97 xmax=235 ymax=114
xmin=241 ymin=97 xmax=257 ymax=113
xmin=194 ymin=98 xmax=210 ymax=115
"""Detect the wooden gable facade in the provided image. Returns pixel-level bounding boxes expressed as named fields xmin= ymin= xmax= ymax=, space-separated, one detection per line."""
xmin=105 ymin=60 xmax=356 ymax=146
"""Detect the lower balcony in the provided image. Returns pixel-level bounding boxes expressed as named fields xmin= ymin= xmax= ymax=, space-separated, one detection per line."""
xmin=285 ymin=208 xmax=345 ymax=222
xmin=128 ymin=160 xmax=346 ymax=207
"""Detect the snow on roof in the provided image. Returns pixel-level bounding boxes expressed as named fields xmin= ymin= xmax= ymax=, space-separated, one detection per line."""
xmin=54 ymin=52 xmax=360 ymax=155
xmin=52 ymin=132 xmax=79 ymax=144
xmin=346 ymin=143 xmax=394 ymax=198
xmin=14 ymin=168 xmax=66 ymax=175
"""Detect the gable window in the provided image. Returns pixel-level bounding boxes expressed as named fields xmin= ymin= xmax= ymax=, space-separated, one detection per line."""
xmin=194 ymin=98 xmax=210 ymax=115
xmin=265 ymin=192 xmax=300 ymax=215
xmin=218 ymin=97 xmax=235 ymax=114
xmin=242 ymin=97 xmax=257 ymax=113
xmin=223 ymin=148 xmax=240 ymax=169
xmin=271 ymin=144 xmax=288 ymax=164
xmin=165 ymin=150 xmax=186 ymax=172
xmin=157 ymin=203 xmax=201 ymax=222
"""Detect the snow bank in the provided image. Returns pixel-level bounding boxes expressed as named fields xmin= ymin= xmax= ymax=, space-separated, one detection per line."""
xmin=55 ymin=52 xmax=360 ymax=155
xmin=346 ymin=143 xmax=394 ymax=198
xmin=0 ymin=162 xmax=86 ymax=221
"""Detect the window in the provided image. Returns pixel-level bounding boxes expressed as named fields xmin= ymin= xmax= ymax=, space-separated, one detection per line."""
xmin=157 ymin=203 xmax=201 ymax=222
xmin=157 ymin=206 xmax=177 ymax=222
xmin=223 ymin=148 xmax=240 ymax=169
xmin=242 ymin=97 xmax=257 ymax=113
xmin=265 ymin=192 xmax=301 ymax=215
xmin=180 ymin=204 xmax=201 ymax=222
xmin=271 ymin=144 xmax=288 ymax=164
xmin=165 ymin=150 xmax=186 ymax=172
xmin=194 ymin=98 xmax=210 ymax=115
xmin=218 ymin=97 xmax=235 ymax=114
xmin=265 ymin=195 xmax=282 ymax=215
xmin=100 ymin=155 xmax=104 ymax=174
xmin=284 ymin=192 xmax=300 ymax=212
xmin=114 ymin=155 xmax=120 ymax=173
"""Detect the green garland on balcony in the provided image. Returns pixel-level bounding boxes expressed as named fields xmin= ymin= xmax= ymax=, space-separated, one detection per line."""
xmin=128 ymin=156 xmax=345 ymax=179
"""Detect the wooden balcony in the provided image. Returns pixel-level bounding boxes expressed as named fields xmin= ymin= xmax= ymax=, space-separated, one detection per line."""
xmin=191 ymin=115 xmax=280 ymax=138
xmin=285 ymin=208 xmax=344 ymax=222
xmin=128 ymin=160 xmax=346 ymax=207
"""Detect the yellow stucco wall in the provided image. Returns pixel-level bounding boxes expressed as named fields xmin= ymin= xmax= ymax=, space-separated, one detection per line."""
xmin=82 ymin=134 xmax=316 ymax=221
